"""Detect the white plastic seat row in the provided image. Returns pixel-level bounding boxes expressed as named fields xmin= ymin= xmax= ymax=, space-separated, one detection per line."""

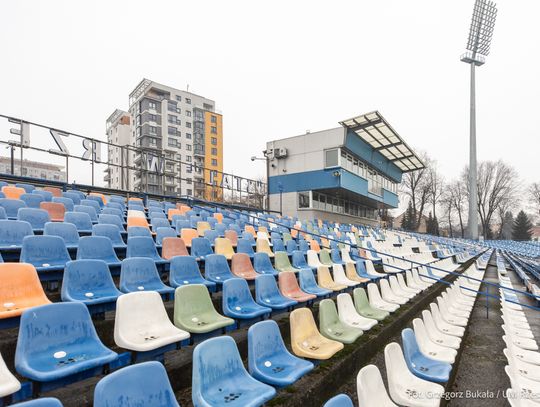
xmin=0 ymin=352 xmax=20 ymax=398
xmin=337 ymin=293 xmax=378 ymax=331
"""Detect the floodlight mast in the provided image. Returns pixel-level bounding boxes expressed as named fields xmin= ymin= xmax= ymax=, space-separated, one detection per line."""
xmin=460 ymin=0 xmax=497 ymax=240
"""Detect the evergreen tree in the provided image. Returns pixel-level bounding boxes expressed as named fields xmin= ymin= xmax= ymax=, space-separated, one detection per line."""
xmin=433 ymin=214 xmax=440 ymax=236
xmin=401 ymin=207 xmax=410 ymax=231
xmin=426 ymin=212 xmax=434 ymax=234
xmin=402 ymin=201 xmax=416 ymax=231
xmin=512 ymin=210 xmax=533 ymax=241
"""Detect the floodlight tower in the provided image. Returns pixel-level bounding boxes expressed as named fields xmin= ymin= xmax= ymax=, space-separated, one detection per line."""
xmin=461 ymin=0 xmax=497 ymax=240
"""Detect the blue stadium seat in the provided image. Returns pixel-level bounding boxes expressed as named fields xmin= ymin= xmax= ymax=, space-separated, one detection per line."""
xmin=66 ymin=190 xmax=86 ymax=201
xmin=15 ymin=183 xmax=35 ymax=193
xmin=292 ymin=250 xmax=313 ymax=271
xmin=155 ymin=227 xmax=177 ymax=246
xmin=80 ymin=199 xmax=101 ymax=214
xmin=86 ymin=195 xmax=104 ymax=208
xmin=52 ymin=197 xmax=74 ymax=212
xmin=237 ymin=238 xmax=255 ymax=258
xmin=331 ymin=249 xmax=345 ymax=265
xmin=248 ymin=320 xmax=314 ymax=387
xmin=11 ymin=398 xmax=63 ymax=406
xmin=101 ymin=207 xmax=124 ymax=220
xmin=253 ymin=252 xmax=279 ymax=276
xmin=286 ymin=240 xmax=298 ymax=256
xmin=20 ymin=193 xmax=44 ymax=209
xmin=73 ymin=205 xmax=98 ymax=223
xmin=401 ymin=328 xmax=452 ymax=383
xmin=150 ymin=217 xmax=169 ymax=230
xmin=299 ymin=240 xmax=310 ymax=254
xmin=272 ymin=238 xmax=285 ymax=253
xmin=190 ymin=237 xmax=213 ymax=261
xmin=62 ymin=192 xmax=81 ymax=206
xmin=15 ymin=302 xmax=117 ymax=383
xmin=93 ymin=362 xmax=179 ymax=407
xmin=215 ymin=223 xmax=227 ymax=236
xmin=0 ymin=199 xmax=26 ymax=219
xmin=64 ymin=212 xmax=93 ymax=233
xmin=149 ymin=212 xmax=167 ymax=220
xmin=204 ymin=254 xmax=236 ymax=285
xmin=241 ymin=231 xmax=256 ymax=246
xmin=299 ymin=268 xmax=332 ymax=297
xmin=175 ymin=219 xmax=191 ymax=231
xmin=255 ymin=274 xmax=297 ymax=310
xmin=76 ymin=236 xmax=121 ymax=268
xmin=222 ymin=278 xmax=271 ymax=320
xmin=17 ymin=208 xmax=50 ymax=232
xmin=0 ymin=206 xmax=6 ymax=220
xmin=203 ymin=229 xmax=219 ymax=245
xmin=126 ymin=236 xmax=167 ymax=265
xmin=43 ymin=222 xmax=79 ymax=250
xmin=127 ymin=226 xmax=152 ymax=239
xmin=20 ymin=235 xmax=71 ymax=276
xmin=98 ymin=214 xmax=124 ymax=231
xmin=32 ymin=190 xmax=53 ymax=202
xmin=61 ymin=260 xmax=121 ymax=310
xmin=192 ymin=336 xmax=276 ymax=407
xmin=323 ymin=394 xmax=354 ymax=407
xmin=92 ymin=224 xmax=126 ymax=248
xmin=120 ymin=257 xmax=174 ymax=297
xmin=169 ymin=255 xmax=216 ymax=292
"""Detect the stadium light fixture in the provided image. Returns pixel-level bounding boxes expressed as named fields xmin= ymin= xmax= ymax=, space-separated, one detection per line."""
xmin=460 ymin=0 xmax=497 ymax=240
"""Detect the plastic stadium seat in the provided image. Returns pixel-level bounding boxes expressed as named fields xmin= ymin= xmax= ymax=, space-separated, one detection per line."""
xmin=80 ymin=199 xmax=101 ymax=215
xmin=64 ymin=212 xmax=93 ymax=233
xmin=336 ymin=293 xmax=377 ymax=330
xmin=237 ymin=238 xmax=255 ymax=258
xmin=274 ymin=251 xmax=298 ymax=273
xmin=417 ymin=314 xmax=461 ymax=349
xmin=352 ymin=288 xmax=389 ymax=321
xmin=286 ymin=240 xmax=298 ymax=256
xmin=223 ymin=278 xmax=271 ymax=320
xmin=173 ymin=284 xmax=234 ymax=334
xmin=332 ymin=264 xmax=360 ymax=287
xmin=310 ymin=240 xmax=321 ymax=253
xmin=20 ymin=235 xmax=71 ymax=274
xmin=380 ymin=279 xmax=408 ymax=305
xmin=127 ymin=217 xmax=150 ymax=231
xmin=20 ymin=193 xmax=44 ymax=209
xmin=114 ymin=291 xmax=189 ymax=352
xmin=318 ymin=266 xmax=347 ymax=291
xmin=248 ymin=320 xmax=314 ymax=387
xmin=32 ymin=190 xmax=53 ymax=202
xmin=91 ymin=224 xmax=125 ymax=249
xmin=413 ymin=317 xmax=457 ymax=363
xmin=256 ymin=238 xmax=274 ymax=258
xmin=43 ymin=222 xmax=79 ymax=250
xmin=40 ymin=202 xmax=65 ymax=222
xmin=204 ymin=254 xmax=236 ymax=284
xmin=17 ymin=208 xmax=50 ymax=232
xmin=161 ymin=237 xmax=189 ymax=259
xmin=290 ymin=307 xmax=343 ymax=360
xmin=345 ymin=262 xmax=369 ymax=284
xmin=126 ymin=236 xmax=167 ymax=265
xmin=299 ymin=268 xmax=332 ymax=297
xmin=429 ymin=303 xmax=466 ymax=334
xmin=319 ymin=249 xmax=334 ymax=267
xmin=76 ymin=236 xmax=121 ymax=267
xmin=89 ymin=193 xmax=107 ymax=206
xmin=120 ymin=257 xmax=174 ymax=296
xmin=356 ymin=365 xmax=397 ymax=407
xmin=0 ymin=198 xmax=26 ymax=219
xmin=0 ymin=263 xmax=50 ymax=320
xmin=196 ymin=221 xmax=211 ymax=237
xmin=190 ymin=237 xmax=214 ymax=261
xmin=367 ymin=283 xmax=399 ymax=313
xmin=192 ymin=336 xmax=276 ymax=407
xmin=292 ymin=250 xmax=312 ymax=271
xmin=127 ymin=226 xmax=152 ymax=239
xmin=51 ymin=197 xmax=74 ymax=213
xmin=102 ymin=207 xmax=124 ymax=220
xmin=0 ymin=352 xmax=21 ymax=397
xmin=73 ymin=205 xmax=98 ymax=223
xmin=272 ymin=238 xmax=286 ymax=253
xmin=2 ymin=186 xmax=25 ymax=200
xmin=319 ymin=299 xmax=363 ymax=344
xmin=213 ymin=212 xmax=223 ymax=223
xmin=154 ymin=226 xmax=176 ymax=245
xmin=180 ymin=228 xmax=198 ymax=248
xmin=307 ymin=250 xmax=324 ymax=269
xmin=167 ymin=208 xmax=182 ymax=221
xmin=0 ymin=206 xmax=7 ymax=220
xmin=0 ymin=219 xmax=34 ymax=249
xmin=61 ymin=260 xmax=121 ymax=307
xmin=214 ymin=237 xmax=235 ymax=260
xmin=255 ymin=274 xmax=297 ymax=311
xmin=15 ymin=302 xmax=118 ymax=382
xmin=93 ymin=361 xmax=179 ymax=407
xmin=15 ymin=183 xmax=35 ymax=193
xmin=98 ymin=214 xmax=124 ymax=231
xmin=253 ymin=252 xmax=278 ymax=276
xmin=401 ymin=328 xmax=452 ymax=383
xmin=279 ymin=271 xmax=317 ymax=303
xmin=224 ymin=229 xmax=238 ymax=247
xmin=330 ymin=249 xmax=345 ymax=265
xmin=323 ymin=394 xmax=354 ymax=407
xmin=384 ymin=342 xmax=444 ymax=407
xmin=43 ymin=187 xmax=62 ymax=198
xmin=169 ymin=256 xmax=216 ymax=291
xmin=62 ymin=192 xmax=81 ymax=206
xmin=231 ymin=253 xmax=260 ymax=280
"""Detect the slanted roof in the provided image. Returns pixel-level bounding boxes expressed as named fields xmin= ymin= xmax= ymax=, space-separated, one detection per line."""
xmin=339 ymin=111 xmax=425 ymax=172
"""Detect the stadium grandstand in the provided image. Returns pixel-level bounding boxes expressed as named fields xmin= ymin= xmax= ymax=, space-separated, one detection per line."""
xmin=0 ymin=168 xmax=538 ymax=406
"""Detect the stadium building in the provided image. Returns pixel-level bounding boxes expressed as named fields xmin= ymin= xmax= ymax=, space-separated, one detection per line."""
xmin=265 ymin=111 xmax=424 ymax=225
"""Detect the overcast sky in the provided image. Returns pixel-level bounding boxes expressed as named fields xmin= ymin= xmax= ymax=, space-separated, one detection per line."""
xmin=0 ymin=0 xmax=538 ymax=189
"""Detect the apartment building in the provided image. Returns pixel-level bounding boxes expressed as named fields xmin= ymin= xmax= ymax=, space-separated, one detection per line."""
xmin=0 ymin=157 xmax=66 ymax=182
xmin=106 ymin=79 xmax=223 ymax=199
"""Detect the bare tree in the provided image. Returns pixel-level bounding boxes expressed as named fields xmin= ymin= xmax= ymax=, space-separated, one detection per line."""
xmin=447 ymin=179 xmax=467 ymax=238
xmin=428 ymin=163 xmax=444 ymax=219
xmin=439 ymin=190 xmax=454 ymax=238
xmin=401 ymin=153 xmax=432 ymax=231
xmin=529 ymin=182 xmax=540 ymax=217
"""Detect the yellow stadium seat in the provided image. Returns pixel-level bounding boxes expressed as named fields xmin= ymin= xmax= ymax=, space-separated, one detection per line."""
xmin=317 ymin=266 xmax=347 ymax=291
xmin=196 ymin=221 xmax=211 ymax=237
xmin=214 ymin=237 xmax=235 ymax=260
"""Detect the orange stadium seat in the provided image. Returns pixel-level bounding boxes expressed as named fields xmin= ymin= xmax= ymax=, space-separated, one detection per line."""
xmin=44 ymin=186 xmax=62 ymax=197
xmin=40 ymin=201 xmax=65 ymax=221
xmin=180 ymin=228 xmax=198 ymax=248
xmin=1 ymin=186 xmax=25 ymax=200
xmin=161 ymin=237 xmax=189 ymax=260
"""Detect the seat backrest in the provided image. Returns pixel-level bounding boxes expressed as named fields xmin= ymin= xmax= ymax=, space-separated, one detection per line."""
xmin=98 ymin=214 xmax=124 ymax=230
xmin=319 ymin=298 xmax=340 ymax=327
xmin=43 ymin=186 xmax=62 ymax=197
xmin=180 ymin=228 xmax=198 ymax=246
xmin=317 ymin=266 xmax=335 ymax=287
xmin=248 ymin=319 xmax=290 ymax=366
xmin=64 ymin=211 xmax=93 ymax=231
xmin=356 ymin=365 xmax=397 ymax=407
xmin=120 ymin=257 xmax=161 ymax=290
xmin=223 ymin=277 xmax=255 ymax=308
xmin=237 ymin=238 xmax=254 ymax=254
xmin=101 ymin=207 xmax=123 ymax=219
xmin=161 ymin=237 xmax=188 ymax=259
xmin=62 ymin=192 xmax=81 ymax=205
xmin=62 ymin=259 xmax=118 ymax=300
xmin=127 ymin=217 xmax=149 ymax=229
xmin=274 ymin=251 xmax=292 ymax=271
xmin=15 ymin=183 xmax=35 ymax=193
xmin=2 ymin=186 xmax=25 ymax=200
xmin=74 ymin=205 xmax=98 ymax=222
xmin=20 ymin=193 xmax=43 ymax=209
xmin=93 ymin=361 xmax=179 ymax=407
xmin=92 ymin=224 xmax=123 ymax=245
xmin=17 ymin=208 xmax=50 ymax=229
xmin=169 ymin=255 xmax=202 ymax=281
xmin=323 ymin=394 xmax=354 ymax=407
xmin=44 ymin=221 xmax=79 ymax=246
xmin=128 ymin=226 xmax=152 ymax=239
xmin=292 ymin=250 xmax=308 ymax=268
xmin=204 ymin=254 xmax=232 ymax=278
xmin=290 ymin=307 xmax=319 ymax=342
xmin=174 ymin=284 xmax=216 ymax=323
xmin=0 ymin=198 xmax=26 ymax=218
xmin=151 ymin=218 xmax=170 ymax=231
xmin=214 ymin=237 xmax=234 ymax=255
xmin=20 ymin=235 xmax=70 ymax=265
xmin=32 ymin=190 xmax=53 ymax=202
xmin=155 ymin=227 xmax=177 ymax=245
xmin=0 ymin=263 xmax=50 ymax=315
xmin=384 ymin=342 xmax=409 ymax=385
xmin=126 ymin=236 xmax=160 ymax=259
xmin=52 ymin=197 xmax=74 ymax=212
xmin=255 ymin=274 xmax=281 ymax=301
xmin=191 ymin=237 xmax=213 ymax=257
xmin=80 ymin=199 xmax=101 ymax=213
xmin=299 ymin=268 xmax=318 ymax=290
xmin=77 ymin=236 xmax=118 ymax=261
xmin=253 ymin=252 xmax=274 ymax=273
xmin=224 ymin=230 xmax=238 ymax=245
xmin=278 ymin=271 xmax=301 ymax=295
xmin=40 ymin=202 xmax=65 ymax=221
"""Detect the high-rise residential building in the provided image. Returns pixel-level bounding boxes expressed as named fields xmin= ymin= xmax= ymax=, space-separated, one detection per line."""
xmin=106 ymin=79 xmax=223 ymax=199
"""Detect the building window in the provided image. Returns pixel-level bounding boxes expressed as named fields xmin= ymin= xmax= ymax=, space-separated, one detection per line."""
xmin=186 ymin=144 xmax=192 ymax=151
xmin=149 ymin=138 xmax=157 ymax=146
xmin=168 ymin=115 xmax=180 ymax=125
xmin=211 ymin=126 xmax=217 ymax=134
xmin=211 ymin=137 xmax=217 ymax=145
xmin=148 ymin=101 xmax=157 ymax=110
xmin=186 ymin=133 xmax=192 ymax=139
xmin=148 ymin=114 xmax=157 ymax=122
xmin=211 ymin=147 xmax=217 ymax=155
xmin=149 ymin=126 xmax=157 ymax=135
xmin=186 ymin=122 xmax=192 ymax=128
xmin=298 ymin=192 xmax=310 ymax=209
xmin=176 ymin=95 xmax=182 ymax=101
xmin=168 ymin=126 xmax=177 ymax=135
xmin=211 ymin=158 xmax=218 ymax=166
xmin=325 ymin=149 xmax=339 ymax=167
xmin=186 ymin=110 xmax=192 ymax=117
xmin=211 ymin=115 xmax=217 ymax=123
xmin=186 ymin=178 xmax=192 ymax=185
xmin=186 ymin=98 xmax=191 ymax=104
xmin=168 ymin=138 xmax=178 ymax=147
xmin=186 ymin=156 xmax=192 ymax=162
xmin=187 ymin=188 xmax=192 ymax=195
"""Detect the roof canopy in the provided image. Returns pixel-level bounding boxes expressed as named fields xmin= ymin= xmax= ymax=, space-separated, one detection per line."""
xmin=339 ymin=111 xmax=425 ymax=172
